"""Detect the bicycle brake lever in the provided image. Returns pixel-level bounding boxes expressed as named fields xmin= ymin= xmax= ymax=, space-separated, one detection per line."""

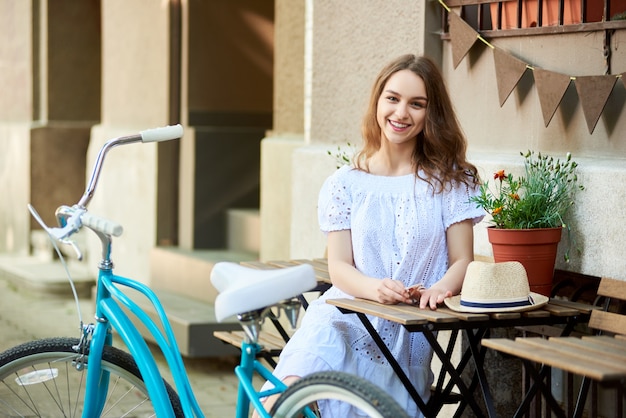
xmin=61 ymin=239 xmax=84 ymax=261
xmin=29 ymin=204 xmax=84 ymax=243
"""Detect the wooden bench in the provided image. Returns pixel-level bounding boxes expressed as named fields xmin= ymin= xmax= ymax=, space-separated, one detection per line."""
xmin=483 ymin=276 xmax=626 ymax=418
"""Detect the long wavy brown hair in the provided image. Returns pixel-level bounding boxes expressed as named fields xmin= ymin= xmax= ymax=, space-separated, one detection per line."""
xmin=355 ymin=54 xmax=480 ymax=193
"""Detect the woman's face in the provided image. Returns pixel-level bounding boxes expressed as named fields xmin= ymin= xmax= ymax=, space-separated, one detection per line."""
xmin=376 ymin=69 xmax=427 ymax=147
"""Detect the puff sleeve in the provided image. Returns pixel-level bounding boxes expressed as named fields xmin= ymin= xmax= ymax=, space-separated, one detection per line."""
xmin=442 ymin=179 xmax=485 ymax=230
xmin=318 ymin=166 xmax=352 ymax=233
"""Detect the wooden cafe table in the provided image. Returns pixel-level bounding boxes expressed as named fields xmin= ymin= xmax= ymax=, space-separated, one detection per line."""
xmin=327 ymin=297 xmax=594 ymax=417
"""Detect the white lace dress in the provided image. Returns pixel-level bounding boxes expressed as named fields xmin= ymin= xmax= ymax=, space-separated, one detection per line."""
xmin=266 ymin=165 xmax=484 ymax=417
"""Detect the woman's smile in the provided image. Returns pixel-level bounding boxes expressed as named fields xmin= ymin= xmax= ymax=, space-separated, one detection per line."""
xmin=388 ymin=120 xmax=411 ymax=131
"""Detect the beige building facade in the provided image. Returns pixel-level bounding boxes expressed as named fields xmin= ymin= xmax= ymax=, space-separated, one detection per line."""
xmin=0 ymin=0 xmax=624 ymax=301
xmin=269 ymin=1 xmax=626 ymax=286
xmin=1 ymin=0 xmax=625 ymax=415
xmin=3 ymin=0 xmax=623 ymax=282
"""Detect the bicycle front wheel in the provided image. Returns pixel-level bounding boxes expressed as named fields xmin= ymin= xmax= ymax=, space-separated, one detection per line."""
xmin=0 ymin=337 xmax=183 ymax=417
xmin=270 ymin=371 xmax=409 ymax=418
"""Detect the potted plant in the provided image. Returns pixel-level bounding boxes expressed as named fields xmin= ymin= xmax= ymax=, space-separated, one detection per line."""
xmin=470 ymin=151 xmax=584 ymax=296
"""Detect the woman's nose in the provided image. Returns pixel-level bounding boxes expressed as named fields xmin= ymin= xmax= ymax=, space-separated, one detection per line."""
xmin=395 ymin=103 xmax=409 ymax=118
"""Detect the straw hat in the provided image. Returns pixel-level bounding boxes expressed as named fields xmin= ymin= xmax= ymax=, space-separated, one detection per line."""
xmin=444 ymin=261 xmax=549 ymax=313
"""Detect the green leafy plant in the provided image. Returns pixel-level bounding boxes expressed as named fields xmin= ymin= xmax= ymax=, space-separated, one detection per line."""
xmin=470 ymin=151 xmax=584 ymax=229
xmin=327 ymin=142 xmax=355 ymax=169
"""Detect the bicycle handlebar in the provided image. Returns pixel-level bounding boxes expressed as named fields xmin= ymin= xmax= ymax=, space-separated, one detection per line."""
xmin=32 ymin=125 xmax=183 ymax=255
xmin=81 ymin=211 xmax=124 ymax=237
xmin=78 ymin=124 xmax=183 ymax=208
xmin=140 ymin=124 xmax=184 ymax=143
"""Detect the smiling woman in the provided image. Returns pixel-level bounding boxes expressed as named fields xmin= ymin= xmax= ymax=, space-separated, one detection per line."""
xmin=256 ymin=54 xmax=485 ymax=418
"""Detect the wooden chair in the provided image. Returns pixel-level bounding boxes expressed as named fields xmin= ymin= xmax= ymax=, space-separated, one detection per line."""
xmin=483 ymin=277 xmax=626 ymax=418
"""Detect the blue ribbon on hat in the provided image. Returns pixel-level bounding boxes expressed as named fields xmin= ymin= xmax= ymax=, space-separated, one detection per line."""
xmin=460 ymin=295 xmax=535 ymax=309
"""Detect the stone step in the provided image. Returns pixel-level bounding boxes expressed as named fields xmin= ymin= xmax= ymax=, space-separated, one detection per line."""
xmin=0 ymin=254 xmax=94 ymax=298
xmin=144 ymin=247 xmax=259 ymax=357
xmin=119 ymin=287 xmax=241 ymax=358
xmin=149 ymin=247 xmax=258 ymax=304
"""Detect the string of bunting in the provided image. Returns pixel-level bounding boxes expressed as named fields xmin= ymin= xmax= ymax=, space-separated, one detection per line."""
xmin=439 ymin=0 xmax=625 ymax=134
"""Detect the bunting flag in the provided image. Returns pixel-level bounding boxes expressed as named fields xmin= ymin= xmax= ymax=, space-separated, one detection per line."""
xmin=493 ymin=47 xmax=528 ymax=107
xmin=449 ymin=12 xmax=479 ymax=69
xmin=439 ymin=2 xmax=624 ymax=134
xmin=533 ymin=68 xmax=572 ymax=127
xmin=574 ymin=75 xmax=618 ymax=134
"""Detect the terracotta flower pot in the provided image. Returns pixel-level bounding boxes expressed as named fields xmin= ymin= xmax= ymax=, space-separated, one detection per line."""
xmin=487 ymin=227 xmax=563 ymax=297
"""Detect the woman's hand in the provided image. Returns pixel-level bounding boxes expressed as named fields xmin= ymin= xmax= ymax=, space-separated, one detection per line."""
xmin=416 ymin=287 xmax=453 ymax=310
xmin=375 ymin=278 xmax=414 ymax=304
xmin=405 ymin=284 xmax=451 ymax=310
xmin=409 ymin=219 xmax=475 ymax=310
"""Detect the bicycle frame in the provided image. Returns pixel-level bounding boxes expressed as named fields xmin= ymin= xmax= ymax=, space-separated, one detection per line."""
xmin=42 ymin=125 xmax=310 ymax=418
xmin=81 ymin=259 xmax=303 ymax=418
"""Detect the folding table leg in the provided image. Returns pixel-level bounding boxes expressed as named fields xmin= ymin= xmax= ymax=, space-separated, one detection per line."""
xmin=422 ymin=330 xmax=486 ymax=416
xmin=429 ymin=330 xmax=459 ymax=411
xmin=465 ymin=328 xmax=497 ymax=418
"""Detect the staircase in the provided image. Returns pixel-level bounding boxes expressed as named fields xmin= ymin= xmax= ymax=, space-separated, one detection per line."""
xmin=136 ymin=208 xmax=261 ymax=357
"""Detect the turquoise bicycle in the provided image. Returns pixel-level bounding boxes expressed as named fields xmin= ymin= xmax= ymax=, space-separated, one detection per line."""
xmin=0 ymin=125 xmax=407 ymax=417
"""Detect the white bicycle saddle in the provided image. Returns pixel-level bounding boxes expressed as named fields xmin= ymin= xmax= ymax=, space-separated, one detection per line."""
xmin=211 ymin=262 xmax=317 ymax=322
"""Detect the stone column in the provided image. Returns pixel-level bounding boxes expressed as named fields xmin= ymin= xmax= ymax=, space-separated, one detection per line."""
xmin=259 ymin=0 xmax=306 ymax=261
xmin=0 ymin=0 xmax=100 ymax=257
xmin=87 ymin=0 xmax=177 ymax=283
xmin=0 ymin=0 xmax=33 ymax=255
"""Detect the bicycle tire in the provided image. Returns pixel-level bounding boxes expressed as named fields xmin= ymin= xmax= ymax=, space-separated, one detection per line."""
xmin=0 ymin=337 xmax=184 ymax=417
xmin=270 ymin=370 xmax=409 ymax=418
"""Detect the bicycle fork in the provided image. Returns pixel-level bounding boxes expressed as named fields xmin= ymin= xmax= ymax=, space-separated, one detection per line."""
xmin=79 ymin=273 xmax=178 ymax=417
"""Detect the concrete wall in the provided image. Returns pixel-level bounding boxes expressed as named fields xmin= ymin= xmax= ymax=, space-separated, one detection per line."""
xmin=262 ymin=0 xmax=442 ymax=260
xmin=263 ymin=1 xmax=626 ymax=285
xmin=443 ymin=22 xmax=626 ymax=280
xmin=261 ymin=3 xmax=626 ymax=414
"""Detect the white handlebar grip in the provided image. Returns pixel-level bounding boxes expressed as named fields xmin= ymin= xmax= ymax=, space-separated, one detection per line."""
xmin=140 ymin=124 xmax=183 ymax=143
xmin=81 ymin=212 xmax=124 ymax=237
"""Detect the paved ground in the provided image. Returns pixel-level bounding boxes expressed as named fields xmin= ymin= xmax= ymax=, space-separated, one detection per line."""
xmin=0 ymin=258 xmax=252 ymax=417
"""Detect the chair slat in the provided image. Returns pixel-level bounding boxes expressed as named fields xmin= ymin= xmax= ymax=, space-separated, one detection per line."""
xmin=482 ymin=338 xmax=625 ymax=381
xmin=553 ymin=336 xmax=626 ymax=362
xmin=596 ymin=276 xmax=626 ymax=300
xmin=589 ymin=310 xmax=626 ymax=336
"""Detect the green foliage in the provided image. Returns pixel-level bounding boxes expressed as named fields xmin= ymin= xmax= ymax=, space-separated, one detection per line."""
xmin=613 ymin=11 xmax=626 ymax=20
xmin=327 ymin=142 xmax=355 ymax=169
xmin=470 ymin=151 xmax=584 ymax=229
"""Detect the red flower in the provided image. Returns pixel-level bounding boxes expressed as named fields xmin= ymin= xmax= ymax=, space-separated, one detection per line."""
xmin=509 ymin=193 xmax=520 ymax=200
xmin=494 ymin=170 xmax=506 ymax=181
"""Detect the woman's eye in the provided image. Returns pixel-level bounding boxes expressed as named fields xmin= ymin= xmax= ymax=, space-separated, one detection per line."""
xmin=386 ymin=96 xmax=399 ymax=102
xmin=411 ymin=101 xmax=426 ymax=108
